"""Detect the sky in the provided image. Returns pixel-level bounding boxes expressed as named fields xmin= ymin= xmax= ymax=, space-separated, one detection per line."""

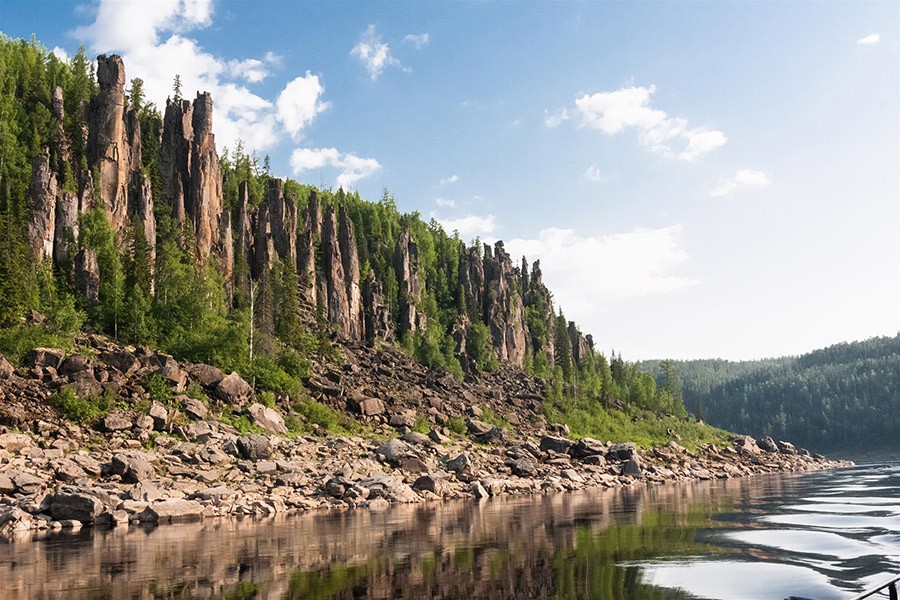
xmin=0 ymin=0 xmax=898 ymax=361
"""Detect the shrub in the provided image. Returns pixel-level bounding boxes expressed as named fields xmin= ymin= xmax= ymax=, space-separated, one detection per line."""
xmin=144 ymin=373 xmax=173 ymax=404
xmin=447 ymin=416 xmax=466 ymax=435
xmin=49 ymin=387 xmax=113 ymax=424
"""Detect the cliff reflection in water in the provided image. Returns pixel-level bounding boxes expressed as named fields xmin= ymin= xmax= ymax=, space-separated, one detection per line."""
xmin=0 ymin=475 xmax=807 ymax=599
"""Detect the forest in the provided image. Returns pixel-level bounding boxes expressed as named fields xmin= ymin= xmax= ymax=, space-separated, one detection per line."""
xmin=0 ymin=35 xmax=707 ymax=446
xmin=639 ymin=335 xmax=900 ymax=452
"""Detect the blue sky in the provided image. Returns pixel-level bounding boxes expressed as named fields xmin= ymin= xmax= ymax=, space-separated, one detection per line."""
xmin=1 ymin=0 xmax=898 ymax=360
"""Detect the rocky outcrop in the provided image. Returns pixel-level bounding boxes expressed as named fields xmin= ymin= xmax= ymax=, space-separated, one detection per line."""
xmin=160 ymin=93 xmax=225 ymax=264
xmin=482 ymin=242 xmax=529 ymax=367
xmin=395 ymin=228 xmax=426 ymax=336
xmin=321 ymin=205 xmax=352 ymax=337
xmin=526 ymin=260 xmax=555 ymax=365
xmin=74 ymin=249 xmax=100 ymax=305
xmin=296 ymin=192 xmax=321 ymax=306
xmin=363 ymin=271 xmax=393 ymax=344
xmin=86 ymin=54 xmax=138 ymax=235
xmin=53 ymin=191 xmax=79 ymax=266
xmin=27 ymin=151 xmax=57 ymax=262
xmin=338 ymin=205 xmax=364 ymax=340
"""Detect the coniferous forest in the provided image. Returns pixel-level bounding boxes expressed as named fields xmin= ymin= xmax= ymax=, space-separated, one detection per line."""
xmin=639 ymin=335 xmax=900 ymax=452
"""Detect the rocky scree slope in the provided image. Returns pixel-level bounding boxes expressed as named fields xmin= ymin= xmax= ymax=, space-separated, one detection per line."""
xmin=0 ymin=332 xmax=848 ymax=537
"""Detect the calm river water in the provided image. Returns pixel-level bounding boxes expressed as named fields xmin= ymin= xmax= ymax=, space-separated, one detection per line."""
xmin=0 ymin=462 xmax=897 ymax=599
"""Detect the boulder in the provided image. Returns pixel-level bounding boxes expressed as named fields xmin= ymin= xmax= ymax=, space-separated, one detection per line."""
xmin=389 ymin=411 xmax=417 ymax=429
xmin=446 ymin=452 xmax=472 ymax=474
xmin=101 ymin=413 xmax=132 ymax=432
xmin=0 ymin=433 xmax=32 ymax=452
xmin=49 ymin=491 xmax=105 ymax=523
xmin=401 ymin=432 xmax=431 ymax=446
xmin=0 ymin=355 xmax=15 ymax=379
xmin=58 ymin=354 xmax=91 ymax=377
xmin=622 ymin=458 xmax=642 ymax=477
xmin=412 ymin=474 xmax=451 ymax=496
xmin=236 ymin=434 xmax=272 ymax=460
xmin=247 ymin=402 xmax=288 ymax=435
xmin=540 ymin=435 xmax=574 ymax=455
xmin=53 ymin=458 xmax=88 ymax=482
xmin=25 ymin=348 xmax=65 ymax=370
xmin=189 ymin=363 xmax=226 ymax=388
xmin=475 ymin=427 xmax=508 ymax=445
xmin=100 ymin=350 xmax=140 ymax=375
xmin=185 ymin=421 xmax=214 ymax=443
xmin=510 ymin=458 xmax=537 ymax=477
xmin=570 ymin=437 xmax=605 ymax=459
xmin=140 ymin=499 xmax=203 ymax=523
xmin=148 ymin=402 xmax=168 ymax=431
xmin=776 ymin=440 xmax=798 ymax=455
xmin=182 ymin=397 xmax=208 ymax=420
xmin=0 ymin=507 xmax=33 ymax=534
xmin=608 ymin=442 xmax=638 ymax=462
xmin=349 ymin=395 xmax=385 ymax=417
xmin=469 ymin=481 xmax=489 ymax=499
xmin=465 ymin=418 xmax=492 ymax=436
xmin=756 ymin=436 xmax=779 ymax=453
xmin=110 ymin=452 xmax=154 ymax=483
xmin=214 ymin=372 xmax=253 ymax=405
xmin=375 ymin=438 xmax=410 ymax=466
xmin=11 ymin=472 xmax=44 ymax=494
xmin=733 ymin=436 xmax=761 ymax=455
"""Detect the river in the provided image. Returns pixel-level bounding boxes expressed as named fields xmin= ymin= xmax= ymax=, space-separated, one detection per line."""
xmin=0 ymin=462 xmax=897 ymax=599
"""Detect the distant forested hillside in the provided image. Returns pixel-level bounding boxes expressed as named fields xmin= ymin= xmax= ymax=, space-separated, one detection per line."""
xmin=639 ymin=335 xmax=900 ymax=451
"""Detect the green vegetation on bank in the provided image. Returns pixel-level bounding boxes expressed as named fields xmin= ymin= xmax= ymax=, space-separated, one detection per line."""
xmin=639 ymin=335 xmax=900 ymax=451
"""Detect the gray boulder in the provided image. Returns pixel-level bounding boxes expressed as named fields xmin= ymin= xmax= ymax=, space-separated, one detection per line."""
xmin=375 ymin=438 xmax=410 ymax=466
xmin=236 ymin=434 xmax=272 ymax=460
xmin=540 ymin=435 xmax=574 ymax=455
xmin=110 ymin=452 xmax=154 ymax=483
xmin=214 ymin=372 xmax=253 ymax=405
xmin=247 ymin=402 xmax=288 ymax=434
xmin=140 ymin=499 xmax=203 ymax=523
xmin=49 ymin=491 xmax=105 ymax=523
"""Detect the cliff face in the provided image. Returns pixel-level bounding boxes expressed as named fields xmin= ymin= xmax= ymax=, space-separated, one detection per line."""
xmin=26 ymin=54 xmax=595 ymax=376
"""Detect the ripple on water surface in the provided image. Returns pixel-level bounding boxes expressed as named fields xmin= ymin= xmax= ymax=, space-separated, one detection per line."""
xmin=636 ymin=560 xmax=842 ymax=600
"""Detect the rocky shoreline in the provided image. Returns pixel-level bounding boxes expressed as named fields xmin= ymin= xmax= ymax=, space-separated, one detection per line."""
xmin=0 ymin=336 xmax=851 ymax=539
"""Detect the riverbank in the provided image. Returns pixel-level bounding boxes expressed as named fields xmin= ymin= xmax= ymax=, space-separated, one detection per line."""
xmin=0 ymin=418 xmax=849 ymax=537
xmin=0 ymin=335 xmax=850 ymax=537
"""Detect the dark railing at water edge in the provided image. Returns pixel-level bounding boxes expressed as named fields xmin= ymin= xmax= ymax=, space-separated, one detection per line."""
xmin=785 ymin=574 xmax=899 ymax=600
xmin=847 ymin=574 xmax=899 ymax=600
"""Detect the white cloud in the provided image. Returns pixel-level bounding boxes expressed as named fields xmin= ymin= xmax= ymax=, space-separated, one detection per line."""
xmin=710 ymin=169 xmax=771 ymax=198
xmin=289 ymin=148 xmax=382 ymax=189
xmin=437 ymin=214 xmax=496 ymax=239
xmin=73 ymin=0 xmax=319 ymax=153
xmin=276 ymin=72 xmax=330 ymax=139
xmin=51 ymin=46 xmax=69 ymax=62
xmin=544 ymin=108 xmax=570 ymax=128
xmin=439 ymin=174 xmax=459 ymax=186
xmin=857 ymin=33 xmax=880 ymax=46
xmin=575 ymin=84 xmax=726 ymax=160
xmin=584 ymin=164 xmax=611 ymax=183
xmin=226 ymin=58 xmax=269 ymax=83
xmin=403 ymin=33 xmax=431 ymax=49
xmin=351 ymin=25 xmax=404 ymax=80
xmin=435 ymin=197 xmax=456 ymax=208
xmin=505 ymin=225 xmax=696 ymax=316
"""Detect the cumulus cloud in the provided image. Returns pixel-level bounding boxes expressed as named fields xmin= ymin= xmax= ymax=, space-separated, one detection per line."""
xmin=434 ymin=197 xmax=456 ymax=208
xmin=276 ymin=72 xmax=330 ymax=139
xmin=544 ymin=108 xmax=570 ymax=128
xmin=438 ymin=174 xmax=459 ymax=186
xmin=72 ymin=0 xmax=323 ymax=153
xmin=51 ymin=46 xmax=69 ymax=62
xmin=351 ymin=25 xmax=405 ymax=80
xmin=857 ymin=33 xmax=880 ymax=46
xmin=290 ymin=148 xmax=382 ymax=189
xmin=574 ymin=84 xmax=726 ymax=160
xmin=437 ymin=214 xmax=496 ymax=239
xmin=403 ymin=33 xmax=431 ymax=49
xmin=710 ymin=169 xmax=771 ymax=198
xmin=505 ymin=225 xmax=696 ymax=316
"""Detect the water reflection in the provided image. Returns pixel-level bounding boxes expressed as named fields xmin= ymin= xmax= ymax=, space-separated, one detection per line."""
xmin=0 ymin=464 xmax=896 ymax=599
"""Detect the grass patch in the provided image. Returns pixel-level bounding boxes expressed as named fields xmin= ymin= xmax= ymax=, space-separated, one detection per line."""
xmin=481 ymin=407 xmax=510 ymax=429
xmin=144 ymin=373 xmax=173 ymax=404
xmin=49 ymin=387 xmax=113 ymax=424
xmin=291 ymin=398 xmax=359 ymax=436
xmin=0 ymin=325 xmax=75 ymax=365
xmin=446 ymin=416 xmax=466 ymax=435
xmin=543 ymin=399 xmax=731 ymax=451
xmin=412 ymin=413 xmax=430 ymax=434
